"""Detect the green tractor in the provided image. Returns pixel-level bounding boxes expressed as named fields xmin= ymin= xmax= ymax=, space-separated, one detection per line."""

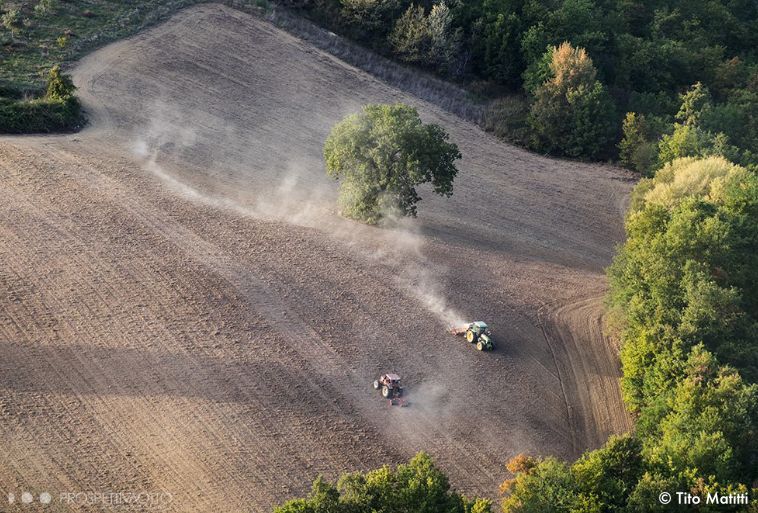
xmin=450 ymin=321 xmax=494 ymax=351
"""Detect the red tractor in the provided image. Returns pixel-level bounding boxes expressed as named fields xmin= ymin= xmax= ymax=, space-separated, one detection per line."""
xmin=373 ymin=373 xmax=406 ymax=405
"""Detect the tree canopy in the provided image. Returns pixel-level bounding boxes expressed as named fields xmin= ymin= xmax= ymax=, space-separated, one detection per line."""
xmin=283 ymin=0 xmax=758 ymax=163
xmin=527 ymin=42 xmax=616 ymax=158
xmin=274 ymin=452 xmax=491 ymax=513
xmin=324 ymin=103 xmax=461 ymax=224
xmin=501 ymin=436 xmax=644 ymax=513
xmin=610 ymin=156 xmax=758 ymax=400
xmin=500 ymin=156 xmax=757 ymax=512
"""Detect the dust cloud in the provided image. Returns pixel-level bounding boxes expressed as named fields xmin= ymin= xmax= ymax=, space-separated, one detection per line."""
xmin=131 ymin=102 xmax=468 ymax=329
xmin=132 ymin=106 xmax=473 ymax=432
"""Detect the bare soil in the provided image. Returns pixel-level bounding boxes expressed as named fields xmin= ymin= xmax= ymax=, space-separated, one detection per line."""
xmin=0 ymin=4 xmax=633 ymax=511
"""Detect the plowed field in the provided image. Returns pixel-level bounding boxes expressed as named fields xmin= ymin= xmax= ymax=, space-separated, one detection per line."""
xmin=0 ymin=4 xmax=633 ymax=511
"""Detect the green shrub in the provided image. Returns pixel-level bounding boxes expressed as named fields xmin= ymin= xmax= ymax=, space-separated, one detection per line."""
xmin=45 ymin=64 xmax=76 ymax=101
xmin=0 ymin=65 xmax=83 ymax=133
xmin=2 ymin=7 xmax=23 ymax=36
xmin=0 ymin=95 xmax=82 ymax=133
xmin=34 ymin=0 xmax=59 ymax=16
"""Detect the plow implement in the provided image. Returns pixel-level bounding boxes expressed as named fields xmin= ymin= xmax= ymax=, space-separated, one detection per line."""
xmin=449 ymin=324 xmax=469 ymax=336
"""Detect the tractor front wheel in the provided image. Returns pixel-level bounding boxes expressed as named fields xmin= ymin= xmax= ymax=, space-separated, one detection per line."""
xmin=373 ymin=380 xmax=380 ymax=390
xmin=382 ymin=385 xmax=391 ymax=398
xmin=476 ymin=341 xmax=484 ymax=351
xmin=466 ymin=330 xmax=476 ymax=343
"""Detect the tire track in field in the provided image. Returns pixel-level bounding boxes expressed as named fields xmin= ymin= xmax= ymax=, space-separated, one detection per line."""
xmin=541 ymin=297 xmax=633 ymax=450
xmin=1 ymin=144 xmax=403 ymax=509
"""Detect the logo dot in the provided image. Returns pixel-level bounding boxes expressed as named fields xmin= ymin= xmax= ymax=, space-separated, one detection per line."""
xmin=21 ymin=492 xmax=33 ymax=504
xmin=40 ymin=492 xmax=52 ymax=504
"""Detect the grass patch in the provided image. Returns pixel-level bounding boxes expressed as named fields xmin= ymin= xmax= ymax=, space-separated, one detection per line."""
xmin=0 ymin=0 xmax=269 ymax=133
xmin=0 ymin=0 xmax=226 ymax=89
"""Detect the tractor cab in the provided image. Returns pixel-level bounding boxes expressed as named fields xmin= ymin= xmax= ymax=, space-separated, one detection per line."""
xmin=384 ymin=373 xmax=401 ymax=386
xmin=470 ymin=321 xmax=490 ymax=335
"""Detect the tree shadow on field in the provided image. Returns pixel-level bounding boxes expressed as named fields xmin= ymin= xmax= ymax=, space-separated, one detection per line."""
xmin=422 ymin=222 xmax=593 ymax=271
xmin=0 ymin=340 xmax=333 ymax=413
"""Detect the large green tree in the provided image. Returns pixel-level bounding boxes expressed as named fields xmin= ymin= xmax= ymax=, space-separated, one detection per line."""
xmin=324 ymin=103 xmax=461 ymax=224
xmin=527 ymin=42 xmax=617 ymax=158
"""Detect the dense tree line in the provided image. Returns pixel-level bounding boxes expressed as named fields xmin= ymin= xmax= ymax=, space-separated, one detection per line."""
xmin=283 ymin=0 xmax=757 ymax=162
xmin=499 ymin=156 xmax=758 ymax=512
xmin=274 ymin=452 xmax=492 ymax=513
xmin=620 ymin=82 xmax=757 ymax=174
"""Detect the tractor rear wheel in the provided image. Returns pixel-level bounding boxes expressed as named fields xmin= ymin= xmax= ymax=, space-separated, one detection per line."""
xmin=466 ymin=330 xmax=476 ymax=343
xmin=382 ymin=385 xmax=391 ymax=398
xmin=476 ymin=341 xmax=484 ymax=351
xmin=373 ymin=380 xmax=380 ymax=389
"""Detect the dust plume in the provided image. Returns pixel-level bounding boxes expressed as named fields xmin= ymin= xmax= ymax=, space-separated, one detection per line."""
xmin=371 ymin=217 xmax=465 ymax=327
xmin=131 ymin=101 xmax=468 ymax=329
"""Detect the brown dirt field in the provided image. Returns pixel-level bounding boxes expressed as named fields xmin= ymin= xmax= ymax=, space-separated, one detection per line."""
xmin=0 ymin=4 xmax=633 ymax=511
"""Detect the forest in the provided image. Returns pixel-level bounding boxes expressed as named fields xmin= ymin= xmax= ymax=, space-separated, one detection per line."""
xmin=283 ymin=0 xmax=757 ymax=167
